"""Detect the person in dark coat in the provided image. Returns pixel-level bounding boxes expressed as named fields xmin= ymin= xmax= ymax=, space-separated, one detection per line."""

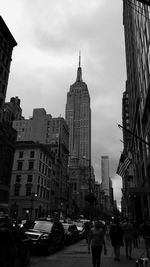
xmin=109 ymin=218 xmax=124 ymax=261
xmin=88 ymin=220 xmax=107 ymax=267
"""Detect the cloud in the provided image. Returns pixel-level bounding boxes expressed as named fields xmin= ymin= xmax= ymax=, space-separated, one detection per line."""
xmin=3 ymin=0 xmax=125 ymax=207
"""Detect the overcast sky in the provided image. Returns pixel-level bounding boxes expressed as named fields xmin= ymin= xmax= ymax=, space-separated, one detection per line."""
xmin=1 ymin=0 xmax=126 ymax=208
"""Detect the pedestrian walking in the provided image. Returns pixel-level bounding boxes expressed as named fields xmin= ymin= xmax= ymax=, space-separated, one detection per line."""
xmin=132 ymin=221 xmax=139 ymax=248
xmin=84 ymin=221 xmax=91 ymax=243
xmin=109 ymin=217 xmax=124 ymax=261
xmin=88 ymin=220 xmax=107 ymax=267
xmin=122 ymin=217 xmax=134 ymax=260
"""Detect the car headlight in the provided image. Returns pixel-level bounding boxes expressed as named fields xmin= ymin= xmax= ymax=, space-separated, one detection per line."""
xmin=41 ymin=234 xmax=49 ymax=240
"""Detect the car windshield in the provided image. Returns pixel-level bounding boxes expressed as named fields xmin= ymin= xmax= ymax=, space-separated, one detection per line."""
xmin=33 ymin=221 xmax=53 ymax=232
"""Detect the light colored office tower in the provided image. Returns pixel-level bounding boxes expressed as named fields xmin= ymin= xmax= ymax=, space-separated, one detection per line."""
xmin=101 ymin=156 xmax=110 ymax=196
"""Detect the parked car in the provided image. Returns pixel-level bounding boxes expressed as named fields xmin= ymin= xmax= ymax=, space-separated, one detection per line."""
xmin=25 ymin=219 xmax=65 ymax=255
xmin=0 ymin=218 xmax=31 ymax=267
xmin=62 ymin=223 xmax=79 ymax=245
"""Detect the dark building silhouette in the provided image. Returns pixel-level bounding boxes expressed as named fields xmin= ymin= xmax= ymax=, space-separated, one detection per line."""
xmin=0 ymin=16 xmax=17 ymax=213
xmin=3 ymin=96 xmax=22 ymax=124
xmin=122 ymin=1 xmax=150 ymax=222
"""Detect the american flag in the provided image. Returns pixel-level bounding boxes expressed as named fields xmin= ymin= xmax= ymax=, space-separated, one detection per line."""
xmin=116 ymin=153 xmax=131 ymax=178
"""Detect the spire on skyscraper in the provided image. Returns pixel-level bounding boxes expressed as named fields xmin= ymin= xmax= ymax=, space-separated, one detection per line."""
xmin=76 ymin=51 xmax=82 ymax=82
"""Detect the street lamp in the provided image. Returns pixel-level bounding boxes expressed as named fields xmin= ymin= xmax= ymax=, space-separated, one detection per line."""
xmin=30 ymin=192 xmax=37 ymax=222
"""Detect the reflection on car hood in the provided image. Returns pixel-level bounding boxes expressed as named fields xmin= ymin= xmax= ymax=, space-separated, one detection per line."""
xmin=76 ymin=226 xmax=83 ymax=231
xmin=25 ymin=229 xmax=49 ymax=240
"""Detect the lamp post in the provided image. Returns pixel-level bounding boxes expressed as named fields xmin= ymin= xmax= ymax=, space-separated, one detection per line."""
xmin=30 ymin=192 xmax=37 ymax=222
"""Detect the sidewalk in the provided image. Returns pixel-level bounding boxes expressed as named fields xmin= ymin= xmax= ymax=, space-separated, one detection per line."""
xmin=78 ymin=236 xmax=149 ymax=267
xmin=102 ymin=237 xmax=149 ymax=267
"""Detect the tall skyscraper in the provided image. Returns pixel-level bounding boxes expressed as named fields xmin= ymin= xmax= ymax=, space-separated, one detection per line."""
xmin=101 ymin=156 xmax=110 ymax=196
xmin=65 ymin=55 xmax=92 ymax=215
xmin=65 ymin=54 xmax=91 ymax=167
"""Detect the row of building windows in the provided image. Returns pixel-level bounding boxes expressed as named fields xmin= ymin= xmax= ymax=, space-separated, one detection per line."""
xmin=16 ymin=174 xmax=33 ymax=183
xmin=39 ymin=152 xmax=52 ymax=167
xmin=17 ymin=160 xmax=34 ymax=171
xmin=39 ymin=160 xmax=53 ymax=177
xmin=15 ymin=174 xmax=51 ymax=189
xmin=14 ymin=183 xmax=50 ymax=200
xmin=19 ymin=150 xmax=35 ymax=158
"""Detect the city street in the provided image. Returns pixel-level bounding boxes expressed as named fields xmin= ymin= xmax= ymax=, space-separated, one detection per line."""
xmin=30 ymin=237 xmax=148 ymax=267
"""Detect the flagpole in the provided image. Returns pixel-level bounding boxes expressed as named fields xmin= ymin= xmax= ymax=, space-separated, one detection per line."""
xmin=118 ymin=124 xmax=150 ymax=147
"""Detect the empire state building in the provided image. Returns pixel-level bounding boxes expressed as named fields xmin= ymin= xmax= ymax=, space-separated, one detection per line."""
xmin=65 ymin=55 xmax=91 ymax=167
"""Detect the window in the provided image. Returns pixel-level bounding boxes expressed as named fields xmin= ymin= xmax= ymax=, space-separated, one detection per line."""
xmin=28 ymin=161 xmax=34 ymax=170
xmin=19 ymin=151 xmax=24 ymax=158
xmin=30 ymin=151 xmax=35 ymax=158
xmin=26 ymin=185 xmax=32 ymax=196
xmin=17 ymin=161 xmax=23 ymax=171
xmin=16 ymin=174 xmax=21 ymax=183
xmin=27 ymin=175 xmax=33 ymax=182
xmin=39 ymin=161 xmax=41 ymax=172
xmin=14 ymin=184 xmax=20 ymax=196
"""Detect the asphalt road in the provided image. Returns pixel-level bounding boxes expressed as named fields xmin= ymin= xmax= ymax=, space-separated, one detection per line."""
xmin=30 ymin=237 xmax=148 ymax=267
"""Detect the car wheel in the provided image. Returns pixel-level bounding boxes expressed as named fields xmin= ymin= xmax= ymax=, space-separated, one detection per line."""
xmin=46 ymin=242 xmax=55 ymax=255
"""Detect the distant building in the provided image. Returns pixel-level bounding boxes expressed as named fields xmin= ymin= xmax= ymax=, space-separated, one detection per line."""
xmin=65 ymin=55 xmax=91 ymax=167
xmin=13 ymin=108 xmax=53 ymax=143
xmin=101 ymin=156 xmax=110 ymax=196
xmin=12 ymin=108 xmax=69 ymax=217
xmin=0 ymin=16 xmax=17 ymax=212
xmin=65 ymin=55 xmax=93 ymax=215
xmin=3 ymin=96 xmax=22 ymax=124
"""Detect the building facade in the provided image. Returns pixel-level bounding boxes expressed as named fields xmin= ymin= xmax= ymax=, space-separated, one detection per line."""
xmin=122 ymin=0 xmax=150 ymax=222
xmin=9 ymin=141 xmax=60 ymax=220
xmin=0 ymin=16 xmax=17 ymax=121
xmin=0 ymin=16 xmax=17 ymax=212
xmin=12 ymin=109 xmax=69 ymax=218
xmin=13 ymin=108 xmax=53 ymax=143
